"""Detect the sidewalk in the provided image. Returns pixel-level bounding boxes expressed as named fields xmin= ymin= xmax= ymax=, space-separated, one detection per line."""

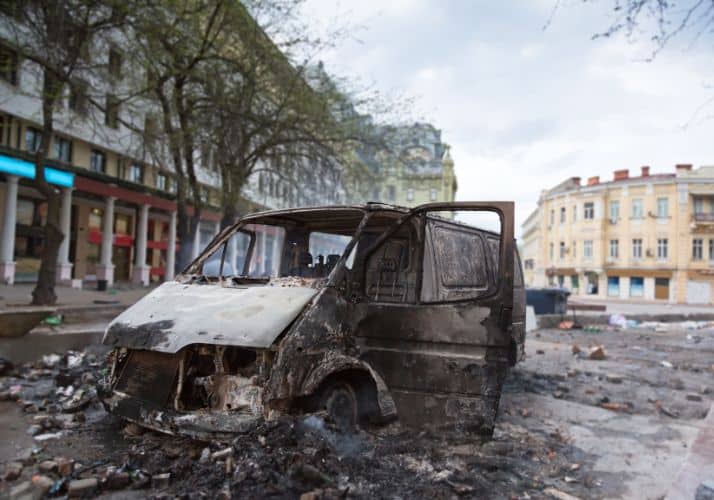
xmin=570 ymin=295 xmax=714 ymax=315
xmin=0 ymin=283 xmax=154 ymax=310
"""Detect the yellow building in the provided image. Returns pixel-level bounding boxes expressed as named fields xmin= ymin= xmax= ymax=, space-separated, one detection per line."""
xmin=521 ymin=164 xmax=714 ymax=304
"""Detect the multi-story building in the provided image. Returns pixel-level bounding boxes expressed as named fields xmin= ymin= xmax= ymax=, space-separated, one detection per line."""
xmin=521 ymin=164 xmax=714 ymax=304
xmin=0 ymin=18 xmax=345 ymax=288
xmin=348 ymin=123 xmax=457 ymax=207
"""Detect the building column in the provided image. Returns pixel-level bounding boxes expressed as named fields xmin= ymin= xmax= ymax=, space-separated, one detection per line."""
xmin=0 ymin=175 xmax=19 ymax=284
xmin=619 ymin=276 xmax=630 ymax=299
xmin=96 ymin=196 xmax=115 ymax=286
xmin=165 ymin=211 xmax=177 ymax=281
xmin=56 ymin=187 xmax=73 ymax=283
xmin=132 ymin=203 xmax=150 ymax=286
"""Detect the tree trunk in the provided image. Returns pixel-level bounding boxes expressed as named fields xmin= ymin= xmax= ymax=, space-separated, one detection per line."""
xmin=31 ymin=191 xmax=62 ymax=305
xmin=175 ymin=208 xmax=199 ymax=272
xmin=30 ymin=68 xmax=62 ymax=305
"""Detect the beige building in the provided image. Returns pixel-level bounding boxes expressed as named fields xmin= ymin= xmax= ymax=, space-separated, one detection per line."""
xmin=521 ymin=164 xmax=714 ymax=304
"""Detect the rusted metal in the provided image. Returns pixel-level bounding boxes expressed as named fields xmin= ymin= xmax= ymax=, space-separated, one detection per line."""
xmin=99 ymin=202 xmax=525 ymax=437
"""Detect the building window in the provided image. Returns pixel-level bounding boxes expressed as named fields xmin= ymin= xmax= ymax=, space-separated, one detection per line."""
xmin=156 ymin=172 xmax=167 ymax=191
xmin=0 ymin=114 xmax=7 ymax=146
xmin=572 ymin=205 xmax=577 ymax=222
xmin=709 ymin=239 xmax=714 ymax=261
xmin=692 ymin=238 xmax=703 ymax=260
xmin=169 ymin=177 xmax=177 ymax=193
xmin=406 ymin=188 xmax=414 ymax=201
xmin=584 ymin=202 xmax=594 ymax=220
xmin=549 ymin=242 xmax=554 ymax=261
xmin=632 ymin=238 xmax=642 ymax=259
xmin=108 ymin=47 xmax=122 ymax=78
xmin=25 ymin=127 xmax=41 ymax=153
xmin=630 ymin=277 xmax=644 ymax=297
xmin=68 ymin=81 xmax=88 ymax=116
xmin=694 ymin=198 xmax=705 ymax=215
xmin=559 ymin=241 xmax=565 ymax=260
xmin=549 ymin=209 xmax=554 ymax=226
xmin=609 ymin=239 xmax=619 ymax=259
xmin=128 ymin=163 xmax=143 ymax=183
xmin=429 ymin=188 xmax=437 ymax=201
xmin=607 ymin=276 xmax=620 ymax=296
xmin=117 ymin=158 xmax=126 ymax=180
xmin=657 ymin=238 xmax=668 ymax=260
xmin=657 ymin=197 xmax=668 ymax=218
xmin=89 ymin=149 xmax=106 ymax=173
xmin=200 ymin=186 xmax=208 ymax=203
xmin=387 ymin=185 xmax=395 ymax=202
xmin=559 ymin=207 xmax=566 ymax=224
xmin=105 ymin=94 xmax=119 ymax=128
xmin=609 ymin=200 xmax=619 ymax=221
xmin=0 ymin=45 xmax=19 ymax=85
xmin=524 ymin=259 xmax=534 ymax=270
xmin=52 ymin=136 xmax=72 ymax=163
xmin=572 ymin=241 xmax=576 ymax=258
xmin=584 ymin=240 xmax=593 ymax=258
xmin=631 ymin=199 xmax=643 ymax=219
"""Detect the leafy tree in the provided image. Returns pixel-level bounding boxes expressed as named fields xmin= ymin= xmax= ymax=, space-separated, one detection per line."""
xmin=1 ymin=0 xmax=127 ymax=304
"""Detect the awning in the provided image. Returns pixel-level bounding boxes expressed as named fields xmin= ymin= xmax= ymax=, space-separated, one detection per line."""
xmin=0 ymin=153 xmax=74 ymax=188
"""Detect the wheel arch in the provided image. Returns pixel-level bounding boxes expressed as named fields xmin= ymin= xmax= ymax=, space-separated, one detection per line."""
xmin=300 ymin=354 xmax=397 ymax=423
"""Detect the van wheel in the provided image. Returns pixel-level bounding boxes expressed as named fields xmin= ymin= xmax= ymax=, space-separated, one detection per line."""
xmin=318 ymin=380 xmax=358 ymax=431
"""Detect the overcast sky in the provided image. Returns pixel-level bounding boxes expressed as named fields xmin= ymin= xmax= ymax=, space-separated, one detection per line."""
xmin=300 ymin=0 xmax=714 ymax=235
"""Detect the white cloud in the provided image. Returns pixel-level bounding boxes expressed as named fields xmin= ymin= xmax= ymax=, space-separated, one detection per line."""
xmin=301 ymin=0 xmax=714 ymax=237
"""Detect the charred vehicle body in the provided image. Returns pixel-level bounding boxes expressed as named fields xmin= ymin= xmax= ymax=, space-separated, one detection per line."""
xmin=99 ymin=202 xmax=525 ymax=438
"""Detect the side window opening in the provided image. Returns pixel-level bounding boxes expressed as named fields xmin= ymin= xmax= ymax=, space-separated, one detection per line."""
xmin=421 ymin=218 xmax=498 ymax=303
xmin=363 ymin=224 xmax=417 ymax=303
xmin=306 ymin=232 xmax=352 ymax=278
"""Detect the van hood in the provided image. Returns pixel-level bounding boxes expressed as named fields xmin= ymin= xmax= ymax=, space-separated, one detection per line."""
xmin=103 ymin=281 xmax=319 ymax=353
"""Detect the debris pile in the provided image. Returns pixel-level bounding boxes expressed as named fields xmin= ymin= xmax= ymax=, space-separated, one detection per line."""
xmin=0 ymin=349 xmax=597 ymax=499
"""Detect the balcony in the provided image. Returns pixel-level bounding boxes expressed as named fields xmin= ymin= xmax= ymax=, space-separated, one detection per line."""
xmin=693 ymin=212 xmax=714 ymax=222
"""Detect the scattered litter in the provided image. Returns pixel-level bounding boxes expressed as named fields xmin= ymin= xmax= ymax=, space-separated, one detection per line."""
xmin=660 ymin=361 xmax=674 ymax=369
xmin=583 ymin=325 xmax=601 ymax=333
xmin=587 ymin=346 xmax=607 ymax=360
xmin=571 ymin=345 xmax=581 ymax=355
xmin=559 ymin=320 xmax=574 ymax=330
xmin=43 ymin=314 xmax=64 ymax=326
xmin=544 ymin=487 xmax=582 ymax=500
xmin=608 ymin=314 xmax=627 ymax=329
xmin=601 ymin=402 xmax=629 ymax=412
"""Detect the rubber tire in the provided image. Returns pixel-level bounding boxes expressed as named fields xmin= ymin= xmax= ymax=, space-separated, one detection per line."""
xmin=318 ymin=380 xmax=359 ymax=432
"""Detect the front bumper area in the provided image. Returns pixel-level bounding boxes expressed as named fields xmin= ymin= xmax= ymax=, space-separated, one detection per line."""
xmin=99 ymin=387 xmax=262 ymax=440
xmin=99 ymin=345 xmax=270 ymax=439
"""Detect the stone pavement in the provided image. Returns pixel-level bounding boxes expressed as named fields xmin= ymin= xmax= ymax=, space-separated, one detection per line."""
xmin=570 ymin=295 xmax=714 ymax=315
xmin=0 ymin=283 xmax=154 ymax=310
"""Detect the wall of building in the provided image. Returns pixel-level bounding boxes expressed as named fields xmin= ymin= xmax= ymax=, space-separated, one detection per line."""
xmin=522 ymin=165 xmax=714 ymax=304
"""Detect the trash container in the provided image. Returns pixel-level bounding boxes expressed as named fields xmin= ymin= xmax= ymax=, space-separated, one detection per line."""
xmin=526 ymin=288 xmax=570 ymax=315
xmin=97 ymin=279 xmax=108 ymax=292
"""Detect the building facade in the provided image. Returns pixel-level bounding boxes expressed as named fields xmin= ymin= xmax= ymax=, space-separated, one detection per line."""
xmin=348 ymin=123 xmax=457 ymax=207
xmin=521 ymin=164 xmax=714 ymax=304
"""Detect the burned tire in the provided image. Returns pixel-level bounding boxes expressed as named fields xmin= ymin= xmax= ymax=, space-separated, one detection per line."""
xmin=318 ymin=380 xmax=359 ymax=431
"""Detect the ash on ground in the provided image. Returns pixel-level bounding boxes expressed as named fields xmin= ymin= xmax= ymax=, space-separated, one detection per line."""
xmin=1 ymin=321 xmax=712 ymax=499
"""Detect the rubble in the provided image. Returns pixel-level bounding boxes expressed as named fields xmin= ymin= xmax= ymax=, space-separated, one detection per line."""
xmin=587 ymin=346 xmax=607 ymax=360
xmin=67 ymin=477 xmax=98 ymax=497
xmin=2 ymin=315 xmax=712 ymax=499
xmin=4 ymin=462 xmax=24 ymax=481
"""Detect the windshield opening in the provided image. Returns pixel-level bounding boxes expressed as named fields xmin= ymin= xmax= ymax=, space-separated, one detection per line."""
xmin=188 ymin=209 xmax=368 ymax=284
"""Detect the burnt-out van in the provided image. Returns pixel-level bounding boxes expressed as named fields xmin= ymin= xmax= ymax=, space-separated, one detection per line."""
xmin=99 ymin=202 xmax=525 ymax=438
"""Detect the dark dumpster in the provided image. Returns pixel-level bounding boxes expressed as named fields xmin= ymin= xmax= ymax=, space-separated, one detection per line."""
xmin=526 ymin=288 xmax=570 ymax=315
